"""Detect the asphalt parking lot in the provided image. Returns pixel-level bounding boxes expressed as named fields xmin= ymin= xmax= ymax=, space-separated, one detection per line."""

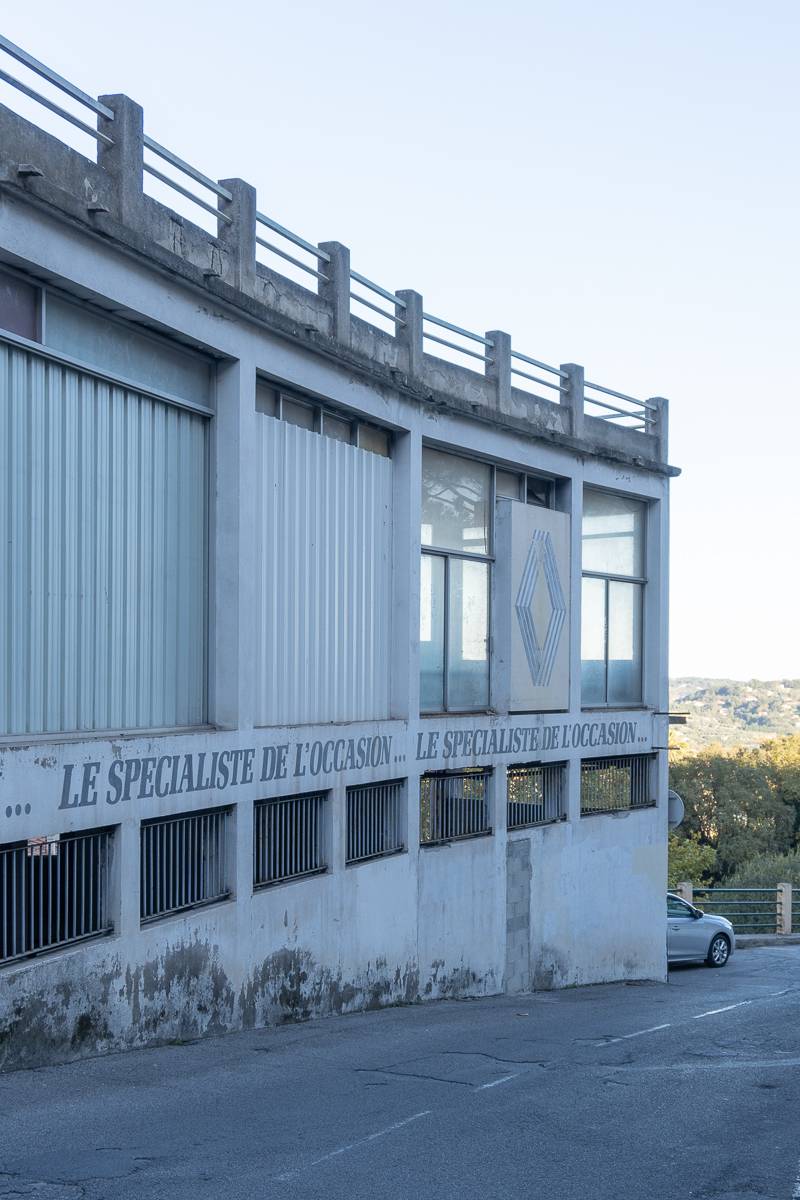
xmin=1 ymin=946 xmax=799 ymax=1200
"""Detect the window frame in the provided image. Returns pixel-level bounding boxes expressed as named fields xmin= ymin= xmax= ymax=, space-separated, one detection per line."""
xmin=581 ymin=488 xmax=648 ymax=709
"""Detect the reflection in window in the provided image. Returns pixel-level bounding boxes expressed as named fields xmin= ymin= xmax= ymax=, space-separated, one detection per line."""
xmin=581 ymin=489 xmax=646 ymax=706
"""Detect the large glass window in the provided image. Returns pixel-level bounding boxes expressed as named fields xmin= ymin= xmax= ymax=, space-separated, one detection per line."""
xmin=581 ymin=489 xmax=646 ymax=706
xmin=421 ymin=449 xmax=491 ymax=711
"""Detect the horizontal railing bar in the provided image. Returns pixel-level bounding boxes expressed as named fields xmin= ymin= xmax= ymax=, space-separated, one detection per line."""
xmin=143 ymin=163 xmax=233 ymax=223
xmin=424 ymin=331 xmax=492 ymax=362
xmin=256 ymin=235 xmax=328 ymax=281
xmin=510 ymin=366 xmax=562 ymax=391
xmin=350 ymin=291 xmax=405 ymax=325
xmin=586 ymin=380 xmax=658 ymax=412
xmin=695 ymin=888 xmax=779 ymax=894
xmin=423 ymin=312 xmax=493 ymax=347
xmin=254 ymin=866 xmax=327 ymax=890
xmin=140 ymin=891 xmax=231 ymax=924
xmin=0 ymin=67 xmax=114 ymax=145
xmin=350 ymin=270 xmax=406 ymax=308
xmin=347 ymin=846 xmax=405 ymax=866
xmin=256 ymin=211 xmax=330 ymax=262
xmin=0 ymin=34 xmax=114 ymax=118
xmin=143 ymin=135 xmax=231 ymax=200
xmin=510 ymin=349 xmax=567 ymax=379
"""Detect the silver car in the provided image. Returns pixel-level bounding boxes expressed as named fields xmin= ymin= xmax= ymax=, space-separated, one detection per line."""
xmin=667 ymin=893 xmax=735 ymax=967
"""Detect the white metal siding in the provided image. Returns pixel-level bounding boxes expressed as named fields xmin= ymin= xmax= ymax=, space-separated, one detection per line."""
xmin=257 ymin=417 xmax=392 ymax=726
xmin=0 ymin=338 xmax=208 ymax=736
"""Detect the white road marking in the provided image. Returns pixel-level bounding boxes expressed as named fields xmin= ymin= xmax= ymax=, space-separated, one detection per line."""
xmin=477 ymin=1073 xmax=519 ymax=1090
xmin=792 ymin=1154 xmax=800 ymax=1199
xmin=692 ymin=1001 xmax=751 ymax=1019
xmin=275 ymin=1109 xmax=431 ymax=1180
xmin=599 ymin=1024 xmax=671 ymax=1045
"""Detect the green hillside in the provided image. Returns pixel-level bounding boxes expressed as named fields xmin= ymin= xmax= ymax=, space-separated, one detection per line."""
xmin=670 ymin=677 xmax=800 ymax=749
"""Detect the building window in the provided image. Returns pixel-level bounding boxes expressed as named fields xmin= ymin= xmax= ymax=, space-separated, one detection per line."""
xmin=580 ymin=755 xmax=655 ymax=815
xmin=507 ymin=762 xmax=567 ymax=829
xmin=420 ymin=449 xmax=491 ymax=711
xmin=1 ymin=828 xmax=114 ymax=964
xmin=256 ymin=383 xmax=390 ymax=457
xmin=0 ymin=267 xmax=40 ymax=342
xmin=253 ymin=792 xmax=328 ymax=888
xmin=495 ymin=468 xmax=554 ymax=508
xmin=140 ymin=809 xmax=230 ymax=923
xmin=581 ymin=489 xmax=646 ymax=706
xmin=419 ymin=769 xmax=492 ymax=844
xmin=346 ymin=781 xmax=405 ymax=865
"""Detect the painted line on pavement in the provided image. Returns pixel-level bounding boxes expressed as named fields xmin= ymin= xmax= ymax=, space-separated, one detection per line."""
xmin=792 ymin=1154 xmax=800 ymax=1199
xmin=598 ymin=1024 xmax=671 ymax=1046
xmin=275 ymin=1109 xmax=431 ymax=1180
xmin=693 ymin=1001 xmax=751 ymax=1019
xmin=477 ymin=1073 xmax=520 ymax=1090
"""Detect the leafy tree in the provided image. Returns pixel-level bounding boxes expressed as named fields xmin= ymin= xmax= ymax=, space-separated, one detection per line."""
xmin=667 ymin=833 xmax=717 ymax=889
xmin=724 ymin=850 xmax=800 ymax=888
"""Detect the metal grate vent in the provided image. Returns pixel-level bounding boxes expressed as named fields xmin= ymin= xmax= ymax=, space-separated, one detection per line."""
xmin=1 ymin=828 xmax=114 ymax=964
xmin=254 ymin=792 xmax=327 ymax=888
xmin=507 ymin=763 xmax=567 ymax=829
xmin=420 ymin=769 xmax=491 ymax=845
xmin=140 ymin=808 xmax=230 ymax=923
xmin=346 ymin=781 xmax=405 ymax=865
xmin=580 ymin=755 xmax=654 ymax=815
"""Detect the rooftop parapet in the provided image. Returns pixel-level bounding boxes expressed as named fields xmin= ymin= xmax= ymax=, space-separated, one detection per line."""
xmin=0 ymin=35 xmax=672 ymax=470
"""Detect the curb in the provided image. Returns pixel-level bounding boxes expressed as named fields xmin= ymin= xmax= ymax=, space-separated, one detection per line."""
xmin=735 ymin=934 xmax=800 ymax=950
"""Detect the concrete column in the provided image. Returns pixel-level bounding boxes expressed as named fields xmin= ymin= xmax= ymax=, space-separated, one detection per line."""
xmin=116 ymin=819 xmax=141 ymax=939
xmin=485 ymin=330 xmax=511 ymax=415
xmin=318 ymin=241 xmax=351 ymax=346
xmin=391 ymin=428 xmax=422 ymax=719
xmin=565 ymin=758 xmax=582 ymax=823
xmin=676 ymin=880 xmax=693 ymax=903
xmin=649 ymin=396 xmax=669 ymax=462
xmin=777 ymin=882 xmax=792 ymax=934
xmin=396 ymin=289 xmax=423 ymax=379
xmin=218 ymin=178 xmax=257 ymax=293
xmin=97 ymin=94 xmax=144 ymax=227
xmin=560 ymin=363 xmax=584 ymax=440
xmin=566 ymin=471 xmax=583 ymax=713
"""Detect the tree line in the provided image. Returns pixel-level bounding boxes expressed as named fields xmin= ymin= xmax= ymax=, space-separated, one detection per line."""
xmin=667 ymin=734 xmax=800 ymax=888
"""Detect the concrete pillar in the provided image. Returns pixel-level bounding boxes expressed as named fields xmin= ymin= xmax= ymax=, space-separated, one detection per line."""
xmin=676 ymin=880 xmax=693 ymax=903
xmin=391 ymin=428 xmax=422 ymax=719
xmin=116 ymin=820 xmax=141 ymax=939
xmin=560 ymin=363 xmax=584 ymax=440
xmin=649 ymin=396 xmax=669 ymax=462
xmin=318 ymin=241 xmax=351 ymax=346
xmin=485 ymin=330 xmax=511 ymax=415
xmin=777 ymin=882 xmax=792 ymax=934
xmin=396 ymin=289 xmax=423 ymax=379
xmin=97 ymin=94 xmax=144 ymax=227
xmin=217 ymin=178 xmax=257 ymax=293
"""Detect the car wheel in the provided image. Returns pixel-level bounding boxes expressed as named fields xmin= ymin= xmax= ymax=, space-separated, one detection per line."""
xmin=707 ymin=933 xmax=731 ymax=967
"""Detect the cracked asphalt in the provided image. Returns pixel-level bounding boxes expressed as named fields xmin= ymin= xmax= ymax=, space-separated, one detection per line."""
xmin=1 ymin=946 xmax=799 ymax=1199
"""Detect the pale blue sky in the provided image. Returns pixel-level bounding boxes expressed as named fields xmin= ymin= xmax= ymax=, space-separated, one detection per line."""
xmin=3 ymin=1 xmax=798 ymax=680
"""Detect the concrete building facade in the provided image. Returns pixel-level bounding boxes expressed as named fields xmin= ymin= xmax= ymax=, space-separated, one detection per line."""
xmin=0 ymin=38 xmax=677 ymax=1069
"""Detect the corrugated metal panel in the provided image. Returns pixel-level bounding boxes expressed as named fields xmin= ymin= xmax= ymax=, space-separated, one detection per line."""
xmin=0 ymin=337 xmax=208 ymax=736
xmin=257 ymin=418 xmax=392 ymax=726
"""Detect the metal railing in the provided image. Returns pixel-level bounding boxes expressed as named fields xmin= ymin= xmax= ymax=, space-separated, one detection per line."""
xmin=350 ymin=270 xmax=406 ymax=330
xmin=1 ymin=828 xmax=114 ymax=964
xmin=510 ymin=351 xmax=566 ymax=402
xmin=420 ymin=769 xmax=492 ymax=845
xmin=507 ymin=762 xmax=567 ymax=829
xmin=256 ymin=211 xmax=329 ymax=283
xmin=140 ymin=808 xmax=230 ymax=923
xmin=580 ymin=754 xmax=654 ymax=815
xmin=583 ymin=380 xmax=655 ymax=432
xmin=142 ymin=136 xmax=232 ymax=226
xmin=346 ymin=780 xmax=405 ymax=865
xmin=422 ymin=312 xmax=494 ymax=366
xmin=689 ymin=887 xmax=781 ymax=934
xmin=253 ymin=792 xmax=327 ymax=888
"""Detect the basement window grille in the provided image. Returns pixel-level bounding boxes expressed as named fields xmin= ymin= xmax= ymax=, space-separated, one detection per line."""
xmin=420 ymin=768 xmax=492 ymax=845
xmin=346 ymin=780 xmax=405 ymax=865
xmin=1 ymin=827 xmax=114 ymax=965
xmin=140 ymin=808 xmax=230 ymax=923
xmin=580 ymin=755 xmax=655 ymax=815
xmin=253 ymin=792 xmax=327 ymax=888
xmin=507 ymin=762 xmax=567 ymax=829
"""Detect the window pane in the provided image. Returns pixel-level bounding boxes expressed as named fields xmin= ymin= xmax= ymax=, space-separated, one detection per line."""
xmin=358 ymin=424 xmax=390 ymax=457
xmin=255 ymin=383 xmax=277 ymax=416
xmin=447 ymin=558 xmax=489 ymax=709
xmin=323 ymin=412 xmax=352 ymax=443
xmin=0 ymin=269 xmax=38 ymax=340
xmin=421 ymin=448 xmax=490 ymax=555
xmin=582 ymin=489 xmax=645 ymax=577
xmin=496 ymin=469 xmax=521 ymax=499
xmin=282 ymin=397 xmax=315 ymax=430
xmin=581 ymin=576 xmax=606 ymax=705
xmin=420 ymin=554 xmax=445 ymax=711
xmin=607 ymin=581 xmax=643 ymax=704
xmin=526 ymin=475 xmax=552 ymax=508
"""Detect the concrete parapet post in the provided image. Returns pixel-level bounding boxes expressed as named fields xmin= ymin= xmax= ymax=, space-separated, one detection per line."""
xmin=560 ymin=363 xmax=584 ymax=440
xmin=396 ymin=289 xmax=423 ymax=379
xmin=676 ymin=880 xmax=693 ymax=903
xmin=217 ymin=178 xmax=256 ymax=293
xmin=485 ymin=330 xmax=511 ymax=414
xmin=777 ymin=882 xmax=792 ymax=934
xmin=97 ymin=94 xmax=144 ymax=226
xmin=649 ymin=396 xmax=669 ymax=462
xmin=318 ymin=241 xmax=351 ymax=346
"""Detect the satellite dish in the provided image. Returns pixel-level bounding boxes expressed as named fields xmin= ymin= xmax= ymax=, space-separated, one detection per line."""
xmin=668 ymin=790 xmax=685 ymax=830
